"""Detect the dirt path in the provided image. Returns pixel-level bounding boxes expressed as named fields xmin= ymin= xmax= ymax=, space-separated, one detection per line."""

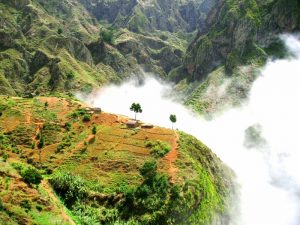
xmin=41 ymin=180 xmax=76 ymax=225
xmin=163 ymin=131 xmax=179 ymax=183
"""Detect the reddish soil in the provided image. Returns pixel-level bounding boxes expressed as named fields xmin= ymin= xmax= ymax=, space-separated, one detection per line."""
xmin=163 ymin=131 xmax=179 ymax=183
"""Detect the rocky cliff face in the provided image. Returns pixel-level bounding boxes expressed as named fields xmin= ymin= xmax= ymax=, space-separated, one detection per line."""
xmin=79 ymin=0 xmax=217 ymax=33
xmin=0 ymin=0 xmax=299 ymax=99
xmin=180 ymin=0 xmax=300 ymax=82
xmin=0 ymin=0 xmax=202 ymax=95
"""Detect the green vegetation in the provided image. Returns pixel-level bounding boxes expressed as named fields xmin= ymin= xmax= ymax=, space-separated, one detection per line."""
xmin=50 ymin=172 xmax=89 ymax=207
xmin=169 ymin=114 xmax=177 ymax=130
xmin=130 ymin=103 xmax=142 ymax=121
xmin=92 ymin=126 xmax=97 ymax=134
xmin=83 ymin=114 xmax=91 ymax=122
xmin=100 ymin=28 xmax=115 ymax=44
xmin=58 ymin=28 xmax=63 ymax=35
xmin=145 ymin=140 xmax=171 ymax=158
xmin=21 ymin=167 xmax=43 ymax=186
xmin=0 ymin=96 xmax=234 ymax=224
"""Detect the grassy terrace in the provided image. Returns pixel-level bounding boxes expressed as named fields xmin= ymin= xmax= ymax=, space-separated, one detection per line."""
xmin=0 ymin=96 xmax=234 ymax=224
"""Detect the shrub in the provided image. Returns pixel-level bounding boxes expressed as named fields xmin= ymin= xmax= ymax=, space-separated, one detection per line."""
xmin=49 ymin=172 xmax=88 ymax=207
xmin=36 ymin=205 xmax=43 ymax=212
xmin=83 ymin=115 xmax=91 ymax=122
xmin=38 ymin=136 xmax=45 ymax=149
xmin=57 ymin=28 xmax=63 ymax=34
xmin=20 ymin=199 xmax=31 ymax=211
xmin=145 ymin=141 xmax=171 ymax=158
xmin=139 ymin=161 xmax=157 ymax=179
xmin=65 ymin=122 xmax=72 ymax=131
xmin=21 ymin=167 xmax=43 ymax=186
xmin=3 ymin=153 xmax=8 ymax=162
xmin=92 ymin=126 xmax=97 ymax=134
xmin=56 ymin=139 xmax=71 ymax=153
xmin=73 ymin=203 xmax=119 ymax=225
xmin=0 ymin=198 xmax=4 ymax=211
xmin=66 ymin=71 xmax=75 ymax=80
xmin=68 ymin=109 xmax=86 ymax=119
xmin=27 ymin=158 xmax=33 ymax=164
xmin=100 ymin=28 xmax=114 ymax=44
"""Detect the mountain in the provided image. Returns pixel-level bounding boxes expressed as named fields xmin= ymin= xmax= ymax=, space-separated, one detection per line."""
xmin=0 ymin=1 xmax=299 ymax=223
xmin=0 ymin=0 xmax=299 ymax=115
xmin=179 ymin=0 xmax=300 ymax=82
xmin=0 ymin=96 xmax=235 ymax=224
xmin=0 ymin=0 xmax=207 ymax=96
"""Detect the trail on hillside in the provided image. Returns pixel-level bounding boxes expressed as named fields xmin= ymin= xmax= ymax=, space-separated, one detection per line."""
xmin=41 ymin=180 xmax=76 ymax=225
xmin=163 ymin=131 xmax=179 ymax=183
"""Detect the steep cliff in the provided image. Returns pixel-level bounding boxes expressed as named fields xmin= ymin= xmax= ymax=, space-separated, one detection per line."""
xmin=180 ymin=0 xmax=300 ymax=82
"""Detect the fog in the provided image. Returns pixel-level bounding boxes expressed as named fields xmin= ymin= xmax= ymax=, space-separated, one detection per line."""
xmin=79 ymin=34 xmax=300 ymax=225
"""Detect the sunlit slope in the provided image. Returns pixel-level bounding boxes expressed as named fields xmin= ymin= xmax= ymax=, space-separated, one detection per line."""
xmin=0 ymin=96 xmax=234 ymax=224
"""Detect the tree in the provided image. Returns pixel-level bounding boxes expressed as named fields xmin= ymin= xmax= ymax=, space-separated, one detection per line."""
xmin=169 ymin=114 xmax=177 ymax=130
xmin=130 ymin=103 xmax=142 ymax=121
xmin=21 ymin=167 xmax=42 ymax=186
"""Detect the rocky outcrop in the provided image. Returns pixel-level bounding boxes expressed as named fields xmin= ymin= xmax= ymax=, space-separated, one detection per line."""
xmin=79 ymin=0 xmax=218 ymax=33
xmin=30 ymin=50 xmax=51 ymax=76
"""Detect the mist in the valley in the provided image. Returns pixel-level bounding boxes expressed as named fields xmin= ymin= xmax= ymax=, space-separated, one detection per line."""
xmin=79 ymin=34 xmax=300 ymax=225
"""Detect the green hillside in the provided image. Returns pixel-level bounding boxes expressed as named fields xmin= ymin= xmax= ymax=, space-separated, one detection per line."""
xmin=0 ymin=96 xmax=235 ymax=224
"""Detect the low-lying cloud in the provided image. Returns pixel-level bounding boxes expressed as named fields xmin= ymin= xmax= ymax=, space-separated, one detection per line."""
xmin=78 ymin=34 xmax=300 ymax=225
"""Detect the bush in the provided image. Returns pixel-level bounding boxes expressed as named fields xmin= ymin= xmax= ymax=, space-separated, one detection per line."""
xmin=66 ymin=71 xmax=75 ymax=80
xmin=68 ymin=109 xmax=86 ymax=119
xmin=2 ymin=153 xmax=8 ymax=162
xmin=73 ymin=203 xmax=119 ymax=225
xmin=83 ymin=115 xmax=91 ymax=122
xmin=21 ymin=167 xmax=43 ymax=186
xmin=121 ymin=168 xmax=172 ymax=224
xmin=139 ymin=161 xmax=157 ymax=179
xmin=56 ymin=138 xmax=72 ymax=153
xmin=65 ymin=122 xmax=72 ymax=131
xmin=100 ymin=28 xmax=114 ymax=44
xmin=38 ymin=136 xmax=45 ymax=149
xmin=49 ymin=172 xmax=88 ymax=207
xmin=58 ymin=28 xmax=63 ymax=34
xmin=145 ymin=141 xmax=171 ymax=158
xmin=20 ymin=199 xmax=31 ymax=211
xmin=92 ymin=126 xmax=97 ymax=134
xmin=0 ymin=198 xmax=4 ymax=211
xmin=36 ymin=205 xmax=43 ymax=212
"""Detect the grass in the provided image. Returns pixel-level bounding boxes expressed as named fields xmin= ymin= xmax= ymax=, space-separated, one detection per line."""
xmin=0 ymin=96 xmax=234 ymax=224
xmin=0 ymin=160 xmax=70 ymax=224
